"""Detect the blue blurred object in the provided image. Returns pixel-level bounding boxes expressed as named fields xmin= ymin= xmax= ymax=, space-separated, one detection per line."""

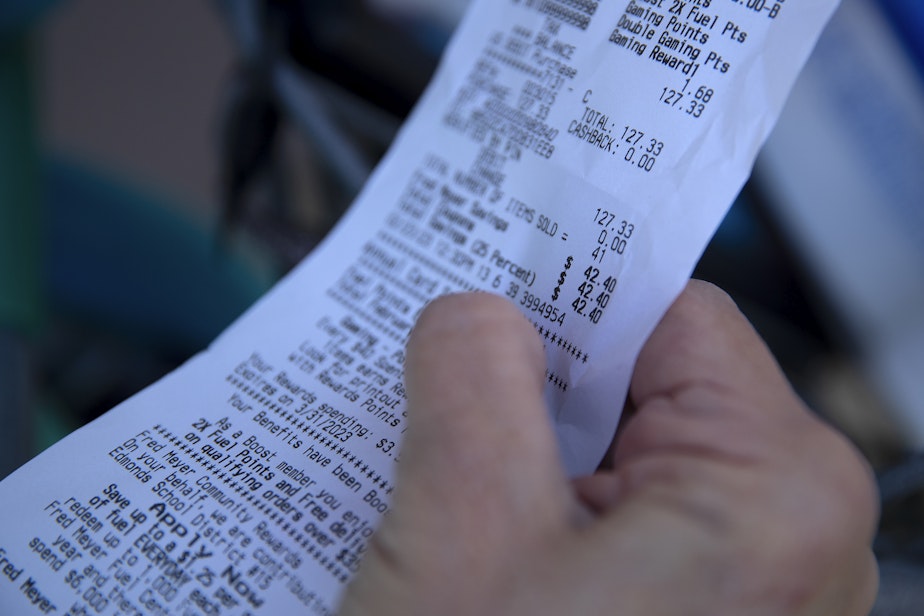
xmin=0 ymin=0 xmax=277 ymax=477
xmin=0 ymin=0 xmax=58 ymax=35
xmin=45 ymin=157 xmax=273 ymax=355
xmin=877 ymin=0 xmax=924 ymax=76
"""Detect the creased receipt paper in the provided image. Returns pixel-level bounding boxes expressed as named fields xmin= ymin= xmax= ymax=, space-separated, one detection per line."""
xmin=0 ymin=1 xmax=839 ymax=613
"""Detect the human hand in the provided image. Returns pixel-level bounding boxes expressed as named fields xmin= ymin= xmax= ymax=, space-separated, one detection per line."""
xmin=338 ymin=282 xmax=879 ymax=615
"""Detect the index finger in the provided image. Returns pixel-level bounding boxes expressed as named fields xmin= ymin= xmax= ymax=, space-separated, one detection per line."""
xmin=630 ymin=280 xmax=797 ymax=415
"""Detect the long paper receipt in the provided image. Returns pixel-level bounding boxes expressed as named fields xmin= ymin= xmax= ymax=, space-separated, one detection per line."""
xmin=0 ymin=0 xmax=839 ymax=613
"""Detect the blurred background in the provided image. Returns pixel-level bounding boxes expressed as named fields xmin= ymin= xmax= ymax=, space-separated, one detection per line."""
xmin=0 ymin=0 xmax=922 ymax=611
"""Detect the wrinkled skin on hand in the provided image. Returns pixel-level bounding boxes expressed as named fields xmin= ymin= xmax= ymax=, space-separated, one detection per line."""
xmin=338 ymin=281 xmax=879 ymax=616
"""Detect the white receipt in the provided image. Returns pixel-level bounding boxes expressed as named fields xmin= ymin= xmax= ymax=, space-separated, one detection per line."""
xmin=0 ymin=0 xmax=838 ymax=613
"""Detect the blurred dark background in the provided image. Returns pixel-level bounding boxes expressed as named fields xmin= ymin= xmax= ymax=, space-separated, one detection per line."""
xmin=1 ymin=0 xmax=922 ymax=612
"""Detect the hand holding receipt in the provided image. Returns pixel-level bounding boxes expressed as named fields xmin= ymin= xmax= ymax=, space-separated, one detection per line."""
xmin=0 ymin=1 xmax=859 ymax=614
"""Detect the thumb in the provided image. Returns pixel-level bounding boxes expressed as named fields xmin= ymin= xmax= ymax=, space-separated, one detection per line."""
xmin=400 ymin=292 xmax=572 ymax=536
xmin=341 ymin=293 xmax=573 ymax=612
